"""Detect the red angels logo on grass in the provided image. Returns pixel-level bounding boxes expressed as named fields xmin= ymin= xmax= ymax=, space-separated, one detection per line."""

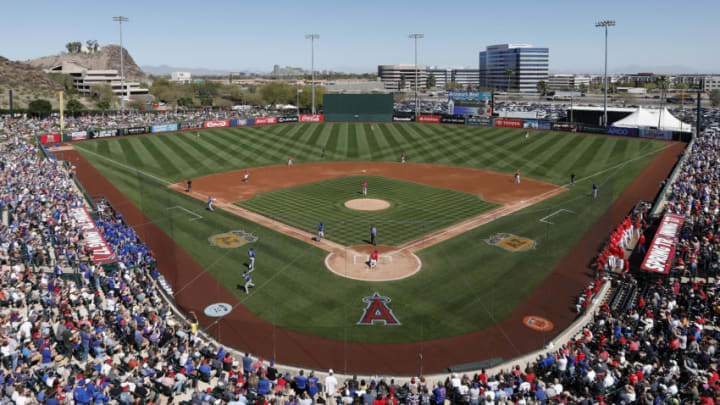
xmin=357 ymin=293 xmax=401 ymax=325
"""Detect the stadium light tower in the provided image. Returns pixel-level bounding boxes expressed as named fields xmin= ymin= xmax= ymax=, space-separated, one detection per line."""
xmin=305 ymin=34 xmax=320 ymax=114
xmin=113 ymin=16 xmax=129 ymax=112
xmin=595 ymin=19 xmax=615 ymax=126
xmin=408 ymin=34 xmax=424 ymax=120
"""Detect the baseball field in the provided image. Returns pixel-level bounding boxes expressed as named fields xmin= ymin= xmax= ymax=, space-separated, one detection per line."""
xmin=65 ymin=122 xmax=680 ymax=373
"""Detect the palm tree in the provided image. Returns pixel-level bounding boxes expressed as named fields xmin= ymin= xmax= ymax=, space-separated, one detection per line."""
xmin=504 ymin=68 xmax=514 ymax=91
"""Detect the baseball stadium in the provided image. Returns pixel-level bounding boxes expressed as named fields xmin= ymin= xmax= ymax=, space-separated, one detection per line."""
xmin=47 ymin=93 xmax=685 ymax=378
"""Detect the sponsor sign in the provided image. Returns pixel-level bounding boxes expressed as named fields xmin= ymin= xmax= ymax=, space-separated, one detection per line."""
xmin=209 ymin=230 xmax=259 ymax=249
xmin=523 ymin=120 xmax=539 ymax=129
xmin=640 ymin=213 xmax=684 ymax=275
xmin=300 ymin=114 xmax=324 ymax=123
xmin=392 ymin=116 xmax=414 ymax=122
xmin=204 ymin=120 xmax=229 ymax=129
xmin=71 ymin=131 xmax=87 ymax=141
xmin=494 ymin=118 xmax=522 ymax=128
xmin=91 ymin=129 xmax=118 ymax=139
xmin=40 ymin=134 xmax=61 ymax=144
xmin=440 ymin=115 xmax=466 ymax=124
xmin=179 ymin=121 xmax=204 ymax=130
xmin=523 ymin=316 xmax=554 ymax=332
xmin=204 ymin=303 xmax=233 ymax=318
xmin=538 ymin=121 xmax=552 ymax=130
xmin=639 ymin=128 xmax=673 ymax=140
xmin=151 ymin=123 xmax=179 ymax=133
xmin=126 ymin=126 xmax=148 ymax=135
xmin=68 ymin=206 xmax=116 ymax=264
xmin=246 ymin=119 xmax=254 ymax=126
xmin=277 ymin=116 xmax=299 ymax=123
xmin=485 ymin=233 xmax=536 ymax=252
xmin=466 ymin=116 xmax=493 ymax=126
xmin=254 ymin=117 xmax=277 ymax=125
xmin=448 ymin=91 xmax=493 ymax=116
xmin=607 ymin=126 xmax=638 ymax=137
xmin=417 ymin=115 xmax=441 ymax=124
xmin=578 ymin=124 xmax=606 ymax=134
xmin=552 ymin=123 xmax=575 ymax=131
xmin=229 ymin=119 xmax=248 ymax=127
xmin=357 ymin=293 xmax=401 ymax=325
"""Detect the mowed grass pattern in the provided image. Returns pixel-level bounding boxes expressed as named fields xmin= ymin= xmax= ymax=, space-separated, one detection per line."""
xmin=73 ymin=123 xmax=669 ymax=343
xmin=238 ymin=175 xmax=499 ymax=246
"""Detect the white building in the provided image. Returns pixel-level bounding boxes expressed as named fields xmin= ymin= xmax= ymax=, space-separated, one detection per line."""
xmin=170 ymin=71 xmax=192 ymax=84
xmin=46 ymin=62 xmax=148 ymax=99
xmin=378 ymin=64 xmax=428 ymax=91
xmin=704 ymin=76 xmax=720 ymax=92
xmin=548 ymin=74 xmax=590 ymax=90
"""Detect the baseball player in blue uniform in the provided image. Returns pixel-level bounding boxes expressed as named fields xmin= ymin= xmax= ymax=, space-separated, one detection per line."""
xmin=248 ymin=247 xmax=256 ymax=271
xmin=207 ymin=196 xmax=214 ymax=211
xmin=243 ymin=270 xmax=254 ymax=294
xmin=592 ymin=183 xmax=598 ymax=199
xmin=317 ymin=222 xmax=324 ymax=241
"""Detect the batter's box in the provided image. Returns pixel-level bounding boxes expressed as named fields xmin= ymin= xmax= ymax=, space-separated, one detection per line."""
xmin=167 ymin=205 xmax=203 ymax=222
xmin=538 ymin=209 xmax=575 ymax=225
xmin=353 ymin=255 xmax=393 ymax=265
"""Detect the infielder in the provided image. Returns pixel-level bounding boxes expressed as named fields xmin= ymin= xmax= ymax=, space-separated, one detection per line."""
xmin=186 ymin=179 xmax=192 ymax=193
xmin=288 ymin=155 xmax=293 ymax=166
xmin=362 ymin=181 xmax=368 ymax=196
xmin=369 ymin=250 xmax=379 ymax=269
xmin=317 ymin=222 xmax=324 ymax=241
xmin=370 ymin=225 xmax=377 ymax=246
xmin=401 ymin=152 xmax=406 ymax=163
xmin=248 ymin=247 xmax=256 ymax=271
xmin=207 ymin=196 xmax=214 ymax=211
xmin=243 ymin=270 xmax=255 ymax=294
xmin=243 ymin=169 xmax=249 ymax=182
xmin=515 ymin=169 xmax=520 ymax=184
xmin=592 ymin=183 xmax=598 ymax=199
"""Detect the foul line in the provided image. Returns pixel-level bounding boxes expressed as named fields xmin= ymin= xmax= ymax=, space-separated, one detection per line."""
xmin=167 ymin=205 xmax=203 ymax=221
xmin=73 ymin=146 xmax=174 ymax=186
xmin=539 ymin=209 xmax=575 ymax=224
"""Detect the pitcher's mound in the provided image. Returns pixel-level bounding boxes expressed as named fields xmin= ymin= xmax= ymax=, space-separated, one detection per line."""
xmin=325 ymin=245 xmax=422 ymax=282
xmin=344 ymin=198 xmax=390 ymax=211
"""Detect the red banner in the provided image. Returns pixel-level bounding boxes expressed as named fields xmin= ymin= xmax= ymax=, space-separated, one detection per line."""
xmin=254 ymin=117 xmax=277 ymax=125
xmin=300 ymin=114 xmax=324 ymax=123
xmin=640 ymin=213 xmax=684 ymax=275
xmin=494 ymin=119 xmax=522 ymax=128
xmin=40 ymin=134 xmax=60 ymax=144
xmin=417 ymin=115 xmax=441 ymax=124
xmin=68 ymin=207 xmax=117 ymax=264
xmin=203 ymin=120 xmax=229 ymax=128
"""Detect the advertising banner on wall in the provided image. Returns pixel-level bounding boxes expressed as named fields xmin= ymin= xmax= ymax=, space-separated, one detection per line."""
xmin=393 ymin=116 xmax=414 ymax=122
xmin=151 ymin=123 xmax=179 ymax=133
xmin=180 ymin=121 xmax=204 ymax=130
xmin=203 ymin=120 xmax=229 ymax=129
xmin=68 ymin=206 xmax=116 ymax=264
xmin=40 ymin=134 xmax=61 ymax=144
xmin=578 ymin=124 xmax=606 ymax=134
xmin=607 ymin=126 xmax=638 ymax=137
xmin=538 ymin=121 xmax=552 ymax=130
xmin=448 ymin=91 xmax=493 ymax=116
xmin=90 ymin=129 xmax=119 ymax=139
xmin=71 ymin=131 xmax=87 ymax=141
xmin=494 ymin=118 xmax=522 ymax=128
xmin=417 ymin=115 xmax=441 ymax=124
xmin=254 ymin=117 xmax=277 ymax=125
xmin=277 ymin=116 xmax=299 ymax=123
xmin=440 ymin=115 xmax=466 ymax=124
xmin=300 ymin=114 xmax=324 ymax=123
xmin=522 ymin=120 xmax=539 ymax=129
xmin=640 ymin=213 xmax=684 ymax=275
xmin=465 ymin=116 xmax=492 ymax=126
xmin=230 ymin=119 xmax=248 ymax=127
xmin=125 ymin=126 xmax=148 ymax=135
xmin=639 ymin=128 xmax=673 ymax=140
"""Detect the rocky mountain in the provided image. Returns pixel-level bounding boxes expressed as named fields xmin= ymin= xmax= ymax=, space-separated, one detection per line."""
xmin=0 ymin=55 xmax=62 ymax=109
xmin=26 ymin=45 xmax=147 ymax=81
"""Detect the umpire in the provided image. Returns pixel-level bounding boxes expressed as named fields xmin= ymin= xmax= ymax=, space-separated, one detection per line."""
xmin=370 ymin=225 xmax=377 ymax=246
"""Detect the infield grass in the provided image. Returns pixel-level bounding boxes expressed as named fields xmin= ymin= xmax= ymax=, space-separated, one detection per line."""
xmin=73 ymin=123 xmax=669 ymax=344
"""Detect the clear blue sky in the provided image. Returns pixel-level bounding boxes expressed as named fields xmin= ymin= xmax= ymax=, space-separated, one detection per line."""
xmin=3 ymin=0 xmax=718 ymax=74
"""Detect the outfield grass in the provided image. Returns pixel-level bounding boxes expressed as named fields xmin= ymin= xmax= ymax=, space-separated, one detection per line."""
xmin=237 ymin=175 xmax=499 ymax=246
xmin=74 ymin=123 xmax=667 ymax=343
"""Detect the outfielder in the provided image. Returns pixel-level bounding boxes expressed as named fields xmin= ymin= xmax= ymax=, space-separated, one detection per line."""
xmin=525 ymin=131 xmax=529 ymax=139
xmin=362 ymin=181 xmax=368 ymax=196
xmin=243 ymin=270 xmax=255 ymax=294
xmin=207 ymin=196 xmax=214 ymax=211
xmin=515 ymin=169 xmax=520 ymax=184
xmin=243 ymin=169 xmax=249 ymax=182
xmin=592 ymin=183 xmax=598 ymax=199
xmin=248 ymin=247 xmax=256 ymax=271
xmin=369 ymin=250 xmax=379 ymax=269
xmin=570 ymin=173 xmax=576 ymax=186
xmin=317 ymin=222 xmax=324 ymax=241
xmin=288 ymin=155 xmax=293 ymax=166
xmin=197 ymin=131 xmax=200 ymax=138
xmin=401 ymin=152 xmax=406 ymax=163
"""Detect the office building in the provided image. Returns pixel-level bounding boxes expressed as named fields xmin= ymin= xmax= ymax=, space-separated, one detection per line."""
xmin=45 ymin=62 xmax=148 ymax=99
xmin=378 ymin=64 xmax=427 ymax=91
xmin=479 ymin=44 xmax=549 ymax=92
xmin=170 ymin=72 xmax=192 ymax=84
xmin=548 ymin=74 xmax=590 ymax=91
xmin=705 ymin=76 xmax=720 ymax=92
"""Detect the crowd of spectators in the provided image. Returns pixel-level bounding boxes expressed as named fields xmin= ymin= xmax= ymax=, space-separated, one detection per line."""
xmin=0 ymin=114 xmax=718 ymax=404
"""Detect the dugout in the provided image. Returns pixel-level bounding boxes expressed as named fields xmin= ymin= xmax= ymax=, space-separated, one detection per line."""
xmin=323 ymin=94 xmax=393 ymax=122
